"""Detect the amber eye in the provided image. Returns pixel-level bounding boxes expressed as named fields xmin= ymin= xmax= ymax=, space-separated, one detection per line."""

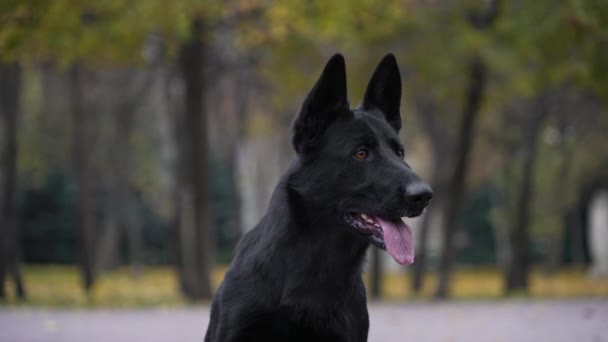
xmin=353 ymin=149 xmax=368 ymax=160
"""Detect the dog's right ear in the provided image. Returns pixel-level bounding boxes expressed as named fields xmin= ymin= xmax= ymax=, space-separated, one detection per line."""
xmin=292 ymin=54 xmax=349 ymax=154
xmin=362 ymin=53 xmax=402 ymax=132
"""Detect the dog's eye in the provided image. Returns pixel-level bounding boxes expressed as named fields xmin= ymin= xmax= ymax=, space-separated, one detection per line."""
xmin=397 ymin=149 xmax=404 ymax=158
xmin=353 ymin=149 xmax=368 ymax=160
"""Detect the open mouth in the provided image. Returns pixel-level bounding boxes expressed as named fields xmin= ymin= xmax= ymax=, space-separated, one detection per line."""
xmin=344 ymin=213 xmax=415 ymax=265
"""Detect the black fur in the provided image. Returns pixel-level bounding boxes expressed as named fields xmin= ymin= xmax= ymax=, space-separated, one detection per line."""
xmin=205 ymin=53 xmax=431 ymax=342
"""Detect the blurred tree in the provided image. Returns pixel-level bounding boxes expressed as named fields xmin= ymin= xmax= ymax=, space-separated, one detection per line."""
xmin=494 ymin=0 xmax=608 ymax=294
xmin=175 ymin=16 xmax=214 ymax=300
xmin=403 ymin=0 xmax=608 ymax=297
xmin=1 ymin=0 xmax=153 ymax=293
xmin=433 ymin=0 xmax=500 ymax=299
xmin=536 ymin=95 xmax=581 ymax=274
xmin=508 ymin=95 xmax=548 ymax=292
xmin=0 ymin=0 xmax=222 ymax=297
xmin=0 ymin=62 xmax=26 ymax=299
xmin=95 ymin=70 xmax=151 ymax=277
xmin=9 ymin=1 xmax=231 ymax=298
xmin=409 ymin=96 xmax=451 ymax=293
xmin=398 ymin=4 xmax=470 ymax=295
xmin=67 ymin=62 xmax=96 ymax=292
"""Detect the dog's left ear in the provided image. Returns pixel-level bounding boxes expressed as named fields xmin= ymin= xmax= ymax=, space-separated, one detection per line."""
xmin=292 ymin=53 xmax=349 ymax=153
xmin=362 ymin=53 xmax=402 ymax=132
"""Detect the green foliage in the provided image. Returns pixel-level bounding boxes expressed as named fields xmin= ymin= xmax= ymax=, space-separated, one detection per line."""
xmin=17 ymin=172 xmax=174 ymax=265
xmin=237 ymin=0 xmax=410 ymax=111
xmin=2 ymin=0 xmax=147 ymax=65
xmin=19 ymin=174 xmax=76 ymax=264
xmin=0 ymin=0 xmax=225 ymax=66
xmin=210 ymin=155 xmax=241 ymax=263
xmin=458 ymin=185 xmax=498 ymax=265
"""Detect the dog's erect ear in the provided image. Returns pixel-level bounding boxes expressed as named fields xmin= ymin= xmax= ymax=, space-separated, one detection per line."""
xmin=292 ymin=53 xmax=349 ymax=153
xmin=362 ymin=53 xmax=402 ymax=132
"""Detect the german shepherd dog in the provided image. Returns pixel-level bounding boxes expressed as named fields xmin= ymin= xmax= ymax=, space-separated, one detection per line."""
xmin=204 ymin=54 xmax=432 ymax=341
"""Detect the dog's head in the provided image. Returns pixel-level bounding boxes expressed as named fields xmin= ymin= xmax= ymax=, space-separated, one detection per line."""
xmin=290 ymin=54 xmax=432 ymax=265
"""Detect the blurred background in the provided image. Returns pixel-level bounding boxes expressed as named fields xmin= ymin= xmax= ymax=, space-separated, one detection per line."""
xmin=1 ymin=0 xmax=608 ymax=315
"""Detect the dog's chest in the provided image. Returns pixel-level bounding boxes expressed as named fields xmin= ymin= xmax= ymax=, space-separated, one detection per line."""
xmin=271 ymin=277 xmax=369 ymax=337
xmin=266 ymin=300 xmax=368 ymax=342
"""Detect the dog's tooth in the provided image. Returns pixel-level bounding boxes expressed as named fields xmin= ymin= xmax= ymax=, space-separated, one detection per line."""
xmin=361 ymin=214 xmax=368 ymax=220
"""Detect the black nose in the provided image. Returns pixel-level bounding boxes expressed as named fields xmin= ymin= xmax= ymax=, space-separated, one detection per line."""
xmin=405 ymin=182 xmax=433 ymax=208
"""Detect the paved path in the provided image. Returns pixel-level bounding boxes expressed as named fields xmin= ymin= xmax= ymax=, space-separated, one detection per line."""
xmin=1 ymin=299 xmax=607 ymax=341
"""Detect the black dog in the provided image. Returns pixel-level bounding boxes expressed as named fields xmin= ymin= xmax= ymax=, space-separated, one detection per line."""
xmin=204 ymin=53 xmax=432 ymax=342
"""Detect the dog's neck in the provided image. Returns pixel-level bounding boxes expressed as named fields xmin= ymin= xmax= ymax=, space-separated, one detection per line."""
xmin=263 ymin=163 xmax=370 ymax=282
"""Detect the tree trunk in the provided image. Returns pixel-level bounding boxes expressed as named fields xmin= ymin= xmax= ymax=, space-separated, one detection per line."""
xmin=0 ymin=62 xmax=26 ymax=299
xmin=411 ymin=175 xmax=445 ymax=294
xmin=95 ymin=71 xmax=150 ymax=276
xmin=95 ymin=207 xmax=120 ymax=272
xmin=544 ymin=137 xmax=573 ymax=275
xmin=568 ymin=208 xmax=584 ymax=266
xmin=491 ymin=165 xmax=514 ymax=282
xmin=231 ymin=61 xmax=253 ymax=236
xmin=69 ymin=63 xmax=96 ymax=293
xmin=544 ymin=229 xmax=564 ymax=275
xmin=220 ymin=61 xmax=253 ymax=247
xmin=178 ymin=17 xmax=214 ymax=300
xmin=435 ymin=57 xmax=486 ymax=299
xmin=95 ymin=100 xmax=142 ymax=276
xmin=411 ymin=203 xmax=433 ymax=293
xmin=434 ymin=0 xmax=499 ymax=299
xmin=410 ymin=96 xmax=449 ymax=294
xmin=116 ymin=93 xmax=143 ymax=278
xmin=164 ymin=65 xmax=189 ymax=293
xmin=505 ymin=99 xmax=548 ymax=293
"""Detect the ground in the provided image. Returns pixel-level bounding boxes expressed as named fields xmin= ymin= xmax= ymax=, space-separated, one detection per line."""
xmin=1 ymin=299 xmax=606 ymax=342
xmin=2 ymin=266 xmax=608 ymax=341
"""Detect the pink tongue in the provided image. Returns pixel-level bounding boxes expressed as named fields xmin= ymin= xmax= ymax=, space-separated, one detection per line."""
xmin=376 ymin=217 xmax=414 ymax=265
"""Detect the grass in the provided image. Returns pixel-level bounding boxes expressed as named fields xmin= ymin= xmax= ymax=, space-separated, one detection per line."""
xmin=372 ymin=267 xmax=608 ymax=300
xmin=1 ymin=265 xmax=607 ymax=307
